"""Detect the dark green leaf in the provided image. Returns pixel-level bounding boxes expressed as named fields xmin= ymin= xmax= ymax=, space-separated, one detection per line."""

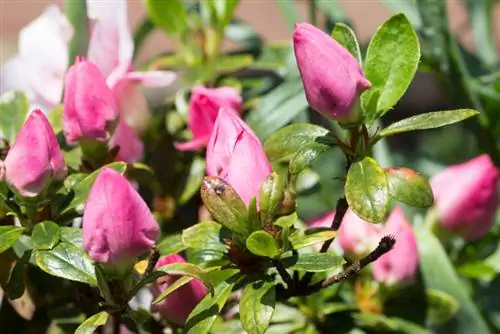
xmin=3 ymin=259 xmax=25 ymax=300
xmin=182 ymin=221 xmax=229 ymax=253
xmin=345 ymin=157 xmax=389 ymax=223
xmin=385 ymin=167 xmax=433 ymax=208
xmin=35 ymin=242 xmax=96 ymax=285
xmin=31 ymin=221 xmax=60 ymax=250
xmin=361 ymin=13 xmax=420 ymax=122
xmin=289 ymin=227 xmax=337 ymax=250
xmin=417 ymin=228 xmax=489 ymax=333
xmin=379 ymin=109 xmax=480 ymax=137
xmin=264 ymin=123 xmax=330 ymax=162
xmin=94 ymin=264 xmax=114 ymax=305
xmin=240 ymin=280 xmax=276 ymax=334
xmin=145 ymin=0 xmax=187 ymax=35
xmin=283 ymin=252 xmax=345 ymax=272
xmin=0 ymin=226 xmax=24 ymax=253
xmin=289 ymin=142 xmax=331 ymax=176
xmin=157 ymin=233 xmax=186 ymax=256
xmin=179 ymin=157 xmax=206 ymax=204
xmin=0 ymin=91 xmax=30 ymax=143
xmin=246 ymin=231 xmax=280 ymax=258
xmin=331 ymin=22 xmax=362 ymax=64
xmin=426 ymin=288 xmax=460 ymax=326
xmin=75 ymin=311 xmax=109 ymax=334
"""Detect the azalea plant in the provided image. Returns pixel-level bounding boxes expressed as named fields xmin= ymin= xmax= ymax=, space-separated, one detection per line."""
xmin=0 ymin=1 xmax=499 ymax=333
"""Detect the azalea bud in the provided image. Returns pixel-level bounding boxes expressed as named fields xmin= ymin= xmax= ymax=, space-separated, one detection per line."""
xmin=336 ymin=209 xmax=383 ymax=260
xmin=63 ymin=57 xmax=118 ymax=144
xmin=430 ymin=154 xmax=499 ymax=241
xmin=151 ymin=254 xmax=208 ymax=325
xmin=83 ymin=167 xmax=159 ymax=264
xmin=372 ymin=207 xmax=419 ymax=286
xmin=4 ymin=109 xmax=67 ymax=197
xmin=175 ymin=86 xmax=242 ymax=151
xmin=206 ymin=108 xmax=272 ymax=205
xmin=293 ymin=22 xmax=371 ymax=122
xmin=108 ymin=119 xmax=144 ymax=163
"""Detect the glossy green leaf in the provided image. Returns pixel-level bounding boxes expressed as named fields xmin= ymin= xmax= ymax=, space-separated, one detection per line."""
xmin=264 ymin=123 xmax=330 ymax=162
xmin=156 ymin=262 xmax=214 ymax=293
xmin=0 ymin=226 xmax=24 ymax=254
xmin=0 ymin=91 xmax=29 ymax=143
xmin=283 ymin=252 xmax=345 ymax=272
xmin=31 ymin=221 xmax=60 ymax=250
xmin=289 ymin=142 xmax=331 ymax=176
xmin=417 ymin=228 xmax=489 ymax=333
xmin=331 ymin=22 xmax=362 ymax=64
xmin=385 ymin=167 xmax=433 ymax=208
xmin=152 ymin=275 xmax=193 ymax=305
xmin=361 ymin=13 xmax=420 ymax=122
xmin=63 ymin=162 xmax=127 ymax=214
xmin=274 ymin=213 xmax=297 ymax=229
xmin=185 ymin=280 xmax=235 ymax=334
xmin=35 ymin=242 xmax=96 ymax=285
xmin=157 ymin=233 xmax=186 ymax=256
xmin=289 ymin=227 xmax=337 ymax=250
xmin=179 ymin=157 xmax=206 ymax=204
xmin=259 ymin=172 xmax=285 ymax=224
xmin=246 ymin=231 xmax=280 ymax=258
xmin=426 ymin=288 xmax=460 ymax=326
xmin=379 ymin=109 xmax=480 ymax=137
xmin=182 ymin=221 xmax=229 ymax=253
xmin=240 ymin=280 xmax=276 ymax=334
xmin=345 ymin=157 xmax=389 ymax=223
xmin=75 ymin=311 xmax=109 ymax=334
xmin=60 ymin=227 xmax=83 ymax=249
xmin=145 ymin=0 xmax=187 ymax=35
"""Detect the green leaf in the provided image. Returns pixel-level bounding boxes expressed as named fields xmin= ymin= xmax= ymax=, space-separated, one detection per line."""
xmin=240 ymin=280 xmax=276 ymax=334
xmin=31 ymin=221 xmax=61 ymax=250
xmin=47 ymin=104 xmax=63 ymax=134
xmin=95 ymin=264 xmax=114 ymax=305
xmin=353 ymin=313 xmax=430 ymax=333
xmin=157 ymin=233 xmax=186 ymax=256
xmin=246 ymin=231 xmax=280 ymax=258
xmin=417 ymin=228 xmax=489 ymax=333
xmin=60 ymin=227 xmax=83 ymax=249
xmin=361 ymin=13 xmax=420 ymax=122
xmin=378 ymin=109 xmax=480 ymax=137
xmin=3 ymin=259 xmax=25 ymax=300
xmin=331 ymin=22 xmax=362 ymax=64
xmin=259 ymin=172 xmax=285 ymax=224
xmin=145 ymin=0 xmax=187 ymax=35
xmin=75 ymin=311 xmax=109 ymax=334
xmin=216 ymin=54 xmax=254 ymax=74
xmin=64 ymin=0 xmax=89 ymax=65
xmin=178 ymin=157 xmax=206 ymax=204
xmin=0 ymin=91 xmax=29 ymax=143
xmin=426 ymin=288 xmax=460 ymax=326
xmin=385 ymin=167 xmax=433 ymax=208
xmin=264 ymin=123 xmax=330 ymax=162
xmin=380 ymin=0 xmax=422 ymax=29
xmin=156 ymin=262 xmax=214 ymax=293
xmin=457 ymin=261 xmax=496 ymax=282
xmin=283 ymin=252 xmax=345 ymax=272
xmin=152 ymin=275 xmax=194 ymax=305
xmin=0 ymin=226 xmax=24 ymax=253
xmin=345 ymin=157 xmax=389 ymax=223
xmin=62 ymin=162 xmax=127 ymax=214
xmin=35 ymin=241 xmax=96 ymax=285
xmin=289 ymin=142 xmax=331 ymax=176
xmin=182 ymin=221 xmax=229 ymax=253
xmin=289 ymin=227 xmax=337 ymax=250
xmin=185 ymin=280 xmax=236 ymax=334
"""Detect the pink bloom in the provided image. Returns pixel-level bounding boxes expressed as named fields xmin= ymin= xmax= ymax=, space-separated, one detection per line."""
xmin=293 ymin=22 xmax=371 ymax=121
xmin=336 ymin=209 xmax=384 ymax=260
xmin=175 ymin=86 xmax=243 ymax=151
xmin=430 ymin=154 xmax=499 ymax=241
xmin=0 ymin=5 xmax=72 ymax=112
xmin=4 ymin=109 xmax=67 ymax=197
xmin=63 ymin=57 xmax=118 ymax=144
xmin=108 ymin=120 xmax=144 ymax=163
xmin=206 ymin=109 xmax=272 ymax=205
xmin=372 ymin=207 xmax=419 ymax=286
xmin=82 ymin=167 xmax=159 ymax=263
xmin=151 ymin=254 xmax=208 ymax=325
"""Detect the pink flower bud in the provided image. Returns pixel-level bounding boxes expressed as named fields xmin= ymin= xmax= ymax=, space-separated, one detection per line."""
xmin=293 ymin=23 xmax=371 ymax=121
xmin=175 ymin=86 xmax=242 ymax=151
xmin=430 ymin=154 xmax=499 ymax=241
xmin=372 ymin=207 xmax=419 ymax=286
xmin=206 ymin=108 xmax=272 ymax=205
xmin=83 ymin=167 xmax=159 ymax=264
xmin=63 ymin=57 xmax=118 ymax=144
xmin=337 ymin=209 xmax=384 ymax=260
xmin=4 ymin=109 xmax=67 ymax=197
xmin=151 ymin=254 xmax=208 ymax=325
xmin=108 ymin=120 xmax=144 ymax=163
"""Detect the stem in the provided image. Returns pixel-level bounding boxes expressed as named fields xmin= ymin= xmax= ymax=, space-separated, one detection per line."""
xmin=274 ymin=260 xmax=295 ymax=292
xmin=113 ymin=313 xmax=121 ymax=334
